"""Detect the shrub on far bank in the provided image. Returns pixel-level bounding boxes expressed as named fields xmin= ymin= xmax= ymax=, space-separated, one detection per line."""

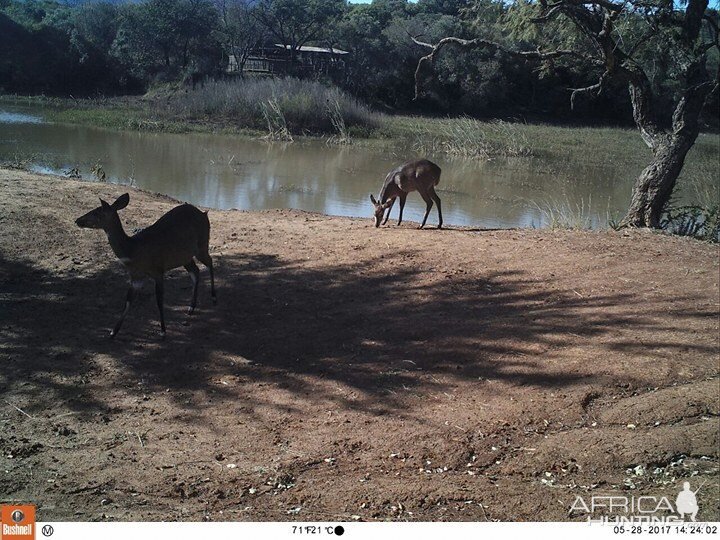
xmin=163 ymin=77 xmax=382 ymax=137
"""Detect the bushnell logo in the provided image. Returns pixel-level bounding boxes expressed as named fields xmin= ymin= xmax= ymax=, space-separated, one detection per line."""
xmin=1 ymin=504 xmax=35 ymax=539
xmin=10 ymin=510 xmax=25 ymax=524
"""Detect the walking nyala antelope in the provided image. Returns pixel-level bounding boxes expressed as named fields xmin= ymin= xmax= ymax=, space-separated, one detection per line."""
xmin=75 ymin=193 xmax=216 ymax=337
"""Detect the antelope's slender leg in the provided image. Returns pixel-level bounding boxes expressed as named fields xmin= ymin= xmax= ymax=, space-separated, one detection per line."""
xmin=381 ymin=198 xmax=395 ymax=225
xmin=198 ymin=253 xmax=216 ymax=304
xmin=430 ymin=188 xmax=443 ymax=229
xmin=154 ymin=276 xmax=166 ymax=335
xmin=418 ymin=190 xmax=434 ymax=229
xmin=111 ymin=278 xmax=143 ymax=338
xmin=184 ymin=261 xmax=200 ymax=314
xmin=209 ymin=261 xmax=216 ymax=304
xmin=397 ymin=193 xmax=407 ymax=226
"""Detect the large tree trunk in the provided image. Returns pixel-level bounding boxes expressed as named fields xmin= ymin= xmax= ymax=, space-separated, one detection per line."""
xmin=622 ymin=58 xmax=712 ymax=228
xmin=624 ymin=134 xmax=697 ymax=228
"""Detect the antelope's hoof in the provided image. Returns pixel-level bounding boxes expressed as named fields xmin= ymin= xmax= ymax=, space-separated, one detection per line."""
xmin=109 ymin=331 xmax=117 ymax=339
xmin=187 ymin=307 xmax=195 ymax=315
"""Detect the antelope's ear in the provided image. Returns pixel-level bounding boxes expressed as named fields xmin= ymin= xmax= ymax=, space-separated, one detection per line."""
xmin=99 ymin=198 xmax=110 ymax=208
xmin=112 ymin=193 xmax=130 ymax=211
xmin=369 ymin=194 xmax=377 ymax=205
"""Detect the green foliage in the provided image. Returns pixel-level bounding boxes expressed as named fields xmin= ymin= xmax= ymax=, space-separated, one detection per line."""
xmin=111 ymin=0 xmax=220 ymax=81
xmin=0 ymin=0 xmax=139 ymax=95
xmin=0 ymin=0 xmax=716 ymax=128
xmin=254 ymin=0 xmax=345 ymax=63
xmin=213 ymin=0 xmax=265 ymax=72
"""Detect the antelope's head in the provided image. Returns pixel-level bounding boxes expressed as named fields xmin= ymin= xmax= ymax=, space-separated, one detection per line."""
xmin=75 ymin=193 xmax=129 ymax=230
xmin=369 ymin=194 xmax=392 ymax=228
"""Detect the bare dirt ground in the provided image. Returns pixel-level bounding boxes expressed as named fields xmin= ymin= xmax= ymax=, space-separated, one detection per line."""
xmin=0 ymin=168 xmax=718 ymax=522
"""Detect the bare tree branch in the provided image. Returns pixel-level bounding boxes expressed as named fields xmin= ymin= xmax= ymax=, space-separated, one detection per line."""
xmin=570 ymin=82 xmax=602 ymax=110
xmin=531 ymin=5 xmax=563 ymax=23
xmin=411 ymin=35 xmax=599 ymax=100
xmin=569 ymin=74 xmax=609 ymax=110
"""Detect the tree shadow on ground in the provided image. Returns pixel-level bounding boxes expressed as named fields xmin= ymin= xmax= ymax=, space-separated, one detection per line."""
xmin=0 ymin=247 xmax=714 ymax=421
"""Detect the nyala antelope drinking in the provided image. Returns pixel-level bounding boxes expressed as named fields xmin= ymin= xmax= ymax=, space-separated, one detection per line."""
xmin=370 ymin=159 xmax=443 ymax=229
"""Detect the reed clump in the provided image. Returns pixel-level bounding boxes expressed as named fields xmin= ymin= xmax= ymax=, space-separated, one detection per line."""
xmin=165 ymin=77 xmax=381 ymax=138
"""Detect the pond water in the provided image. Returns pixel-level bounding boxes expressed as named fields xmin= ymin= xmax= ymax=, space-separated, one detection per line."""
xmin=0 ymin=105 xmax=654 ymax=229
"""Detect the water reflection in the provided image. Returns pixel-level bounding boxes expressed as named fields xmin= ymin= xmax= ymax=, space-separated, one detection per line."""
xmin=0 ymin=110 xmax=43 ymax=124
xmin=0 ymin=106 xmax=649 ymax=228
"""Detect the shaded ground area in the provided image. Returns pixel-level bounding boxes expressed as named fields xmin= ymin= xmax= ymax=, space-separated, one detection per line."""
xmin=0 ymin=169 xmax=718 ymax=521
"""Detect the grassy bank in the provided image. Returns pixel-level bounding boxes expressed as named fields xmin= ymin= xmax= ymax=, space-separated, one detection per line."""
xmin=2 ymin=94 xmax=263 ymax=136
xmin=0 ymin=82 xmax=657 ymax=159
xmin=2 ymin=78 xmax=381 ymax=141
xmin=3 ymin=87 xmax=718 ymax=176
xmin=5 ymin=94 xmax=713 ymax=162
xmin=0 ymin=92 xmax=637 ymax=159
xmin=4 ymin=86 xmax=717 ymax=162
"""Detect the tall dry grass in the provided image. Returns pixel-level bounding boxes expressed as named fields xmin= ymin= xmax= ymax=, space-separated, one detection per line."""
xmin=395 ymin=116 xmax=533 ymax=159
xmin=164 ymin=77 xmax=381 ymax=137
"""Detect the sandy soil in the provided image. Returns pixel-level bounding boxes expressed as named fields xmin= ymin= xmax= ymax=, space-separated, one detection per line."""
xmin=0 ymin=168 xmax=718 ymax=522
